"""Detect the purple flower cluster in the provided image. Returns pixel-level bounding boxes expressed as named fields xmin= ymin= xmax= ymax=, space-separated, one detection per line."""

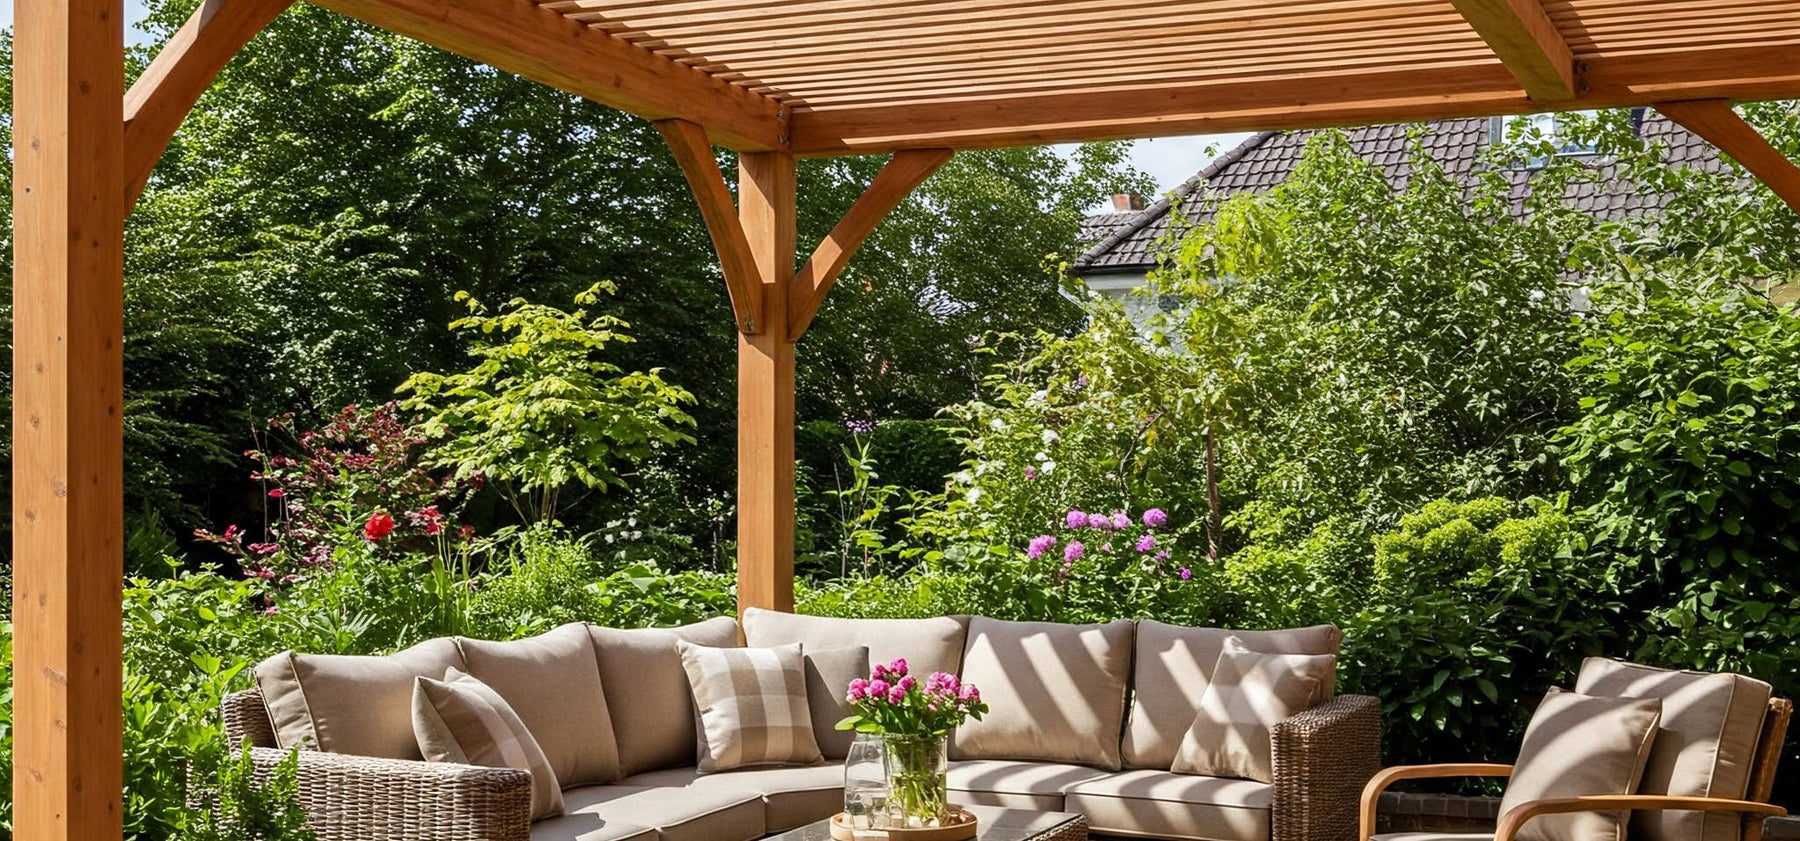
xmin=841 ymin=658 xmax=988 ymax=737
xmin=1024 ymin=506 xmax=1187 ymax=581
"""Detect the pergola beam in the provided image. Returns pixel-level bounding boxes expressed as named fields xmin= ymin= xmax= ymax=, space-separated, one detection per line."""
xmin=12 ymin=0 xmax=128 ymax=840
xmin=657 ymin=119 xmax=767 ymax=333
xmin=1447 ymin=0 xmax=1574 ymax=101
xmin=788 ymin=148 xmax=953 ymax=340
xmin=1655 ymin=100 xmax=1800 ymax=215
xmin=123 ymin=0 xmax=296 ymax=206
xmin=790 ymin=44 xmax=1800 ymax=154
xmin=304 ymin=0 xmax=790 ymax=151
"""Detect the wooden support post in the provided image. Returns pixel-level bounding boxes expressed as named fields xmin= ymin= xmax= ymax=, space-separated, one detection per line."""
xmin=1657 ymin=100 xmax=1800 ymax=215
xmin=1446 ymin=0 xmax=1574 ymax=101
xmin=13 ymin=0 xmax=128 ymax=839
xmin=736 ymin=151 xmax=798 ymax=615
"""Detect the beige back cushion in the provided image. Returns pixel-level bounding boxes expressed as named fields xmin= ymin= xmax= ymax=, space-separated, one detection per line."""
xmin=741 ymin=608 xmax=970 ymax=677
xmin=255 ymin=636 xmax=465 ymax=759
xmin=589 ymin=616 xmax=740 ymax=776
xmin=951 ymin=617 xmax=1135 ymax=770
xmin=457 ymin=623 xmax=621 ymax=786
xmin=680 ymin=642 xmax=823 ymax=772
xmin=413 ymin=667 xmax=565 ymax=821
xmin=1124 ymin=620 xmax=1341 ymax=770
xmin=1576 ymin=657 xmax=1772 ymax=841
xmin=805 ymin=646 xmax=870 ymax=760
xmin=1171 ymin=637 xmax=1336 ymax=782
xmin=1498 ymin=689 xmax=1664 ymax=841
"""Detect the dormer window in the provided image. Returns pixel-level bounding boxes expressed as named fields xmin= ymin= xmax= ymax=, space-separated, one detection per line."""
xmin=1490 ymin=110 xmax=1607 ymax=169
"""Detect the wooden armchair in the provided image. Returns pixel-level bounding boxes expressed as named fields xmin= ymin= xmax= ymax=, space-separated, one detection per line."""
xmin=1359 ymin=697 xmax=1793 ymax=841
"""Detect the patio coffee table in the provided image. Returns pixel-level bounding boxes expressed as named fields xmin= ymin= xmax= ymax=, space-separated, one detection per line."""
xmin=769 ymin=805 xmax=1088 ymax=841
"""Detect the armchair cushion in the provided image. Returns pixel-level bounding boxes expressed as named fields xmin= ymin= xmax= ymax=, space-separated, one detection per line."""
xmin=1575 ymin=657 xmax=1773 ymax=841
xmin=679 ymin=641 xmax=823 ymax=772
xmin=1064 ymin=769 xmax=1273 ymax=841
xmin=589 ymin=616 xmax=740 ymax=776
xmin=1172 ymin=637 xmax=1335 ymax=783
xmin=255 ymin=636 xmax=465 ymax=760
xmin=1125 ymin=621 xmax=1341 ymax=770
xmin=1498 ymin=689 xmax=1663 ymax=841
xmin=457 ymin=623 xmax=621 ymax=785
xmin=950 ymin=617 xmax=1135 ymax=769
xmin=413 ymin=667 xmax=565 ymax=820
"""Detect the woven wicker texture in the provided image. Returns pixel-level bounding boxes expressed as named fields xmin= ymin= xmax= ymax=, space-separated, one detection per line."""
xmin=1273 ymin=694 xmax=1383 ymax=841
xmin=223 ymin=690 xmax=534 ymax=841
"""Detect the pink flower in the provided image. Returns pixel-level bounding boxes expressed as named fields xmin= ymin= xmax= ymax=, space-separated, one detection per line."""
xmin=261 ymin=606 xmax=280 ymax=616
xmin=868 ymin=679 xmax=890 ymax=699
xmin=1142 ymin=508 xmax=1168 ymax=528
xmin=268 ymin=488 xmax=287 ymax=498
xmin=959 ymin=685 xmax=981 ymax=704
xmin=1110 ymin=510 xmax=1131 ymax=529
xmin=363 ymin=511 xmax=395 ymax=541
xmin=1178 ymin=567 xmax=1193 ymax=581
xmin=1026 ymin=534 xmax=1057 ymax=560
xmin=248 ymin=542 xmax=281 ymax=557
xmin=898 ymin=675 xmax=917 ymax=692
xmin=1154 ymin=550 xmax=1171 ymax=561
xmin=1136 ymin=534 xmax=1157 ymax=553
xmin=1086 ymin=512 xmax=1111 ymax=529
xmin=1025 ymin=466 xmax=1038 ymax=481
xmin=847 ymin=678 xmax=870 ymax=702
xmin=887 ymin=685 xmax=906 ymax=704
xmin=1065 ymin=509 xmax=1088 ymax=529
xmin=1064 ymin=540 xmax=1085 ymax=561
xmin=889 ymin=658 xmax=910 ymax=678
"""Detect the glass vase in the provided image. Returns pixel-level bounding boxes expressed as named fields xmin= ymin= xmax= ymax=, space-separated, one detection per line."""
xmin=883 ymin=733 xmax=949 ymax=827
xmin=842 ymin=733 xmax=889 ymax=829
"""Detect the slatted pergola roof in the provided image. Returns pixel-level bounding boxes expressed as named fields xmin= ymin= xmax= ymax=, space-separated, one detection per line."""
xmin=11 ymin=0 xmax=1800 ymax=838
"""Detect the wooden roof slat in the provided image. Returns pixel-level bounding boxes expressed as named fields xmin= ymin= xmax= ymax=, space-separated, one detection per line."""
xmin=560 ymin=0 xmax=1383 ymax=30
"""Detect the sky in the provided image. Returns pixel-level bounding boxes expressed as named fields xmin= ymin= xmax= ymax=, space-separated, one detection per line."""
xmin=0 ymin=0 xmax=1241 ymax=201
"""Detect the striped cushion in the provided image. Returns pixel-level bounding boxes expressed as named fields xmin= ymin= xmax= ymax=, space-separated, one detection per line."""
xmin=413 ymin=667 xmax=565 ymax=820
xmin=679 ymin=641 xmax=823 ymax=772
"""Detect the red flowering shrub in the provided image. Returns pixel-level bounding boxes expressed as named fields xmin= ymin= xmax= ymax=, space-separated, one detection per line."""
xmin=196 ymin=403 xmax=475 ymax=598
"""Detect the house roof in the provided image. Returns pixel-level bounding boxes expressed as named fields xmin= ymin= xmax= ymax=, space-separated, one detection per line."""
xmin=1076 ymin=113 xmax=1727 ymax=272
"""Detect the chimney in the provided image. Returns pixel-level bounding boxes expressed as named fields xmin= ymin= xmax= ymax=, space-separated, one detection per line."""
xmin=1111 ymin=193 xmax=1148 ymax=212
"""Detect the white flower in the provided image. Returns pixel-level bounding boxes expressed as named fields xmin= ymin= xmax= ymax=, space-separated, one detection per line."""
xmin=952 ymin=470 xmax=974 ymax=485
xmin=1529 ymin=289 xmax=1547 ymax=302
xmin=1039 ymin=460 xmax=1057 ymax=475
xmin=965 ymin=488 xmax=983 ymax=504
xmin=989 ymin=418 xmax=1008 ymax=432
xmin=1029 ymin=389 xmax=1049 ymax=404
xmin=1034 ymin=451 xmax=1049 ymax=462
xmin=1041 ymin=429 xmax=1060 ymax=445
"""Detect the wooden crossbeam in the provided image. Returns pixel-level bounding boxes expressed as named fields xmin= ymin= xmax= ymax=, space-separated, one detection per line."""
xmin=1656 ymin=100 xmax=1800 ymax=215
xmin=124 ymin=0 xmax=295 ymax=207
xmin=787 ymin=148 xmax=953 ymax=340
xmin=1447 ymin=0 xmax=1573 ymax=101
xmin=305 ymin=0 xmax=788 ymax=151
xmin=790 ymin=44 xmax=1800 ymax=154
xmin=657 ymin=119 xmax=766 ymax=333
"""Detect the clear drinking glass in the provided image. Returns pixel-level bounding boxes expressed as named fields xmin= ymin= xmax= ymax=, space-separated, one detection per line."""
xmin=843 ymin=733 xmax=889 ymax=829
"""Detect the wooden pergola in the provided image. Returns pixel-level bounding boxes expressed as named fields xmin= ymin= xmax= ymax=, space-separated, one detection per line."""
xmin=11 ymin=0 xmax=1800 ymax=836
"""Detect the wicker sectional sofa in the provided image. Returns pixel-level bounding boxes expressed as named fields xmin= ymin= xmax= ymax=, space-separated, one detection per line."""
xmin=221 ymin=609 xmax=1380 ymax=841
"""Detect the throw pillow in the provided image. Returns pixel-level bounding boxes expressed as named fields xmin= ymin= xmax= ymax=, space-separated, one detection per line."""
xmin=803 ymin=646 xmax=870 ymax=760
xmin=456 ymin=622 xmax=621 ymax=785
xmin=951 ymin=617 xmax=1135 ymax=769
xmin=678 ymin=641 xmax=823 ymax=772
xmin=1170 ymin=637 xmax=1336 ymax=782
xmin=588 ymin=616 xmax=740 ymax=776
xmin=1498 ymin=689 xmax=1664 ymax=841
xmin=413 ymin=667 xmax=565 ymax=821
xmin=255 ymin=636 xmax=464 ymax=760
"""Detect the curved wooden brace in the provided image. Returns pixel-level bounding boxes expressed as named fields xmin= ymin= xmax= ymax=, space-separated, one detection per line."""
xmin=787 ymin=147 xmax=954 ymax=340
xmin=123 ymin=0 xmax=294 ymax=207
xmin=1656 ymin=100 xmax=1800 ymax=215
xmin=1357 ymin=763 xmax=1514 ymax=841
xmin=657 ymin=118 xmax=766 ymax=333
xmin=1496 ymin=795 xmax=1786 ymax=841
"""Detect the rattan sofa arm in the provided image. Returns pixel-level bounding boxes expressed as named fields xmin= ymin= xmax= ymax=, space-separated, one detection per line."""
xmin=1272 ymin=693 xmax=1384 ymax=841
xmin=250 ymin=746 xmax=533 ymax=841
xmin=1357 ymin=764 xmax=1514 ymax=841
xmin=1496 ymin=795 xmax=1787 ymax=841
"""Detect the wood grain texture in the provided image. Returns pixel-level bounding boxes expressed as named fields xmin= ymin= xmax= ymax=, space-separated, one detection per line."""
xmin=124 ymin=0 xmax=294 ymax=206
xmin=1447 ymin=0 xmax=1574 ymax=100
xmin=656 ymin=119 xmax=765 ymax=332
xmin=304 ymin=0 xmax=787 ymax=150
xmin=12 ymin=0 xmax=128 ymax=837
xmin=735 ymin=151 xmax=797 ymax=617
xmin=1358 ymin=764 xmax=1515 ymax=841
xmin=788 ymin=148 xmax=952 ymax=340
xmin=1656 ymin=100 xmax=1800 ymax=214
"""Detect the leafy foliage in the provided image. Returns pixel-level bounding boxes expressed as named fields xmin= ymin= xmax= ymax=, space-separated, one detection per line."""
xmin=180 ymin=746 xmax=317 ymax=841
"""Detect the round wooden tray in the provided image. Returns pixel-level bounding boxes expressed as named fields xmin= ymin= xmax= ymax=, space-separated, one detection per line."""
xmin=828 ymin=808 xmax=979 ymax=841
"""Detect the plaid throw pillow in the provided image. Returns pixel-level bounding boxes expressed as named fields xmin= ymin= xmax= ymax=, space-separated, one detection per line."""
xmin=679 ymin=641 xmax=823 ymax=772
xmin=413 ymin=667 xmax=565 ymax=820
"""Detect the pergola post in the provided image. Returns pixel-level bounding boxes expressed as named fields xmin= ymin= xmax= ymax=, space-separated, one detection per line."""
xmin=735 ymin=151 xmax=799 ymax=614
xmin=12 ymin=0 xmax=128 ymax=839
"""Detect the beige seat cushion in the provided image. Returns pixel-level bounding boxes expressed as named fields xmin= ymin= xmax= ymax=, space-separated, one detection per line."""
xmin=458 ymin=623 xmax=621 ymax=786
xmin=1576 ymin=657 xmax=1773 ymax=841
xmin=529 ymin=815 xmax=657 ymax=841
xmin=1125 ymin=621 xmax=1341 ymax=770
xmin=1171 ymin=638 xmax=1336 ymax=783
xmin=589 ymin=616 xmax=740 ymax=776
xmin=804 ymin=646 xmax=870 ymax=760
xmin=741 ymin=608 xmax=970 ymax=677
xmin=1370 ymin=834 xmax=1492 ymax=841
xmin=413 ymin=667 xmax=565 ymax=820
xmin=552 ymin=783 xmax=766 ymax=841
xmin=622 ymin=763 xmax=844 ymax=832
xmin=947 ymin=760 xmax=1112 ymax=810
xmin=1064 ymin=769 xmax=1273 ymax=841
xmin=1498 ymin=689 xmax=1663 ymax=841
xmin=951 ymin=617 xmax=1135 ymax=769
xmin=680 ymin=641 xmax=823 ymax=772
xmin=255 ymin=637 xmax=465 ymax=759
